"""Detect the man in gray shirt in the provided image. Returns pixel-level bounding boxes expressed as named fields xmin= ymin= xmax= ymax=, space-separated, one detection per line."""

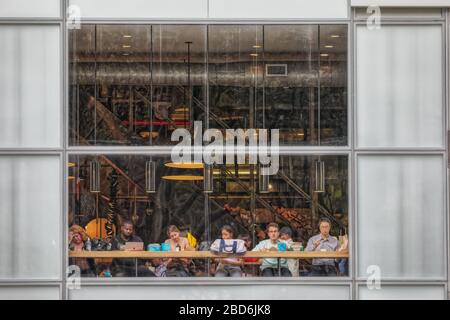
xmin=305 ymin=217 xmax=340 ymax=276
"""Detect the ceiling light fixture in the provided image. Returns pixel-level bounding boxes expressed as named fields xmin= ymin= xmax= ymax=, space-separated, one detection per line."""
xmin=122 ymin=44 xmax=131 ymax=48
xmin=145 ymin=160 xmax=156 ymax=193
xmin=330 ymin=35 xmax=340 ymax=38
xmin=164 ymin=162 xmax=204 ymax=169
xmin=89 ymin=160 xmax=101 ymax=193
xmin=203 ymin=164 xmax=213 ymax=193
xmin=324 ymin=45 xmax=334 ymax=49
xmin=314 ymin=159 xmax=325 ymax=193
xmin=162 ymin=175 xmax=203 ymax=181
xmin=259 ymin=164 xmax=270 ymax=194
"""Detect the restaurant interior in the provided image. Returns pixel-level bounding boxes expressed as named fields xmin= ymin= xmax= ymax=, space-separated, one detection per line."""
xmin=68 ymin=24 xmax=349 ymax=278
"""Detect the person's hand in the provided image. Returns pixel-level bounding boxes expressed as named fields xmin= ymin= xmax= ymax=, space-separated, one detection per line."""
xmin=313 ymin=239 xmax=321 ymax=248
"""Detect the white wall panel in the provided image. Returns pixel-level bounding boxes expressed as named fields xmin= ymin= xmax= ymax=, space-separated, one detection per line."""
xmin=358 ymin=285 xmax=446 ymax=300
xmin=69 ymin=0 xmax=208 ymax=19
xmin=352 ymin=0 xmax=450 ymax=7
xmin=356 ymin=25 xmax=443 ymax=148
xmin=69 ymin=283 xmax=351 ymax=300
xmin=0 ymin=156 xmax=61 ymax=280
xmin=209 ymin=0 xmax=349 ymax=19
xmin=357 ymin=155 xmax=446 ymax=279
xmin=0 ymin=285 xmax=61 ymax=300
xmin=0 ymin=0 xmax=61 ymax=18
xmin=0 ymin=25 xmax=61 ymax=148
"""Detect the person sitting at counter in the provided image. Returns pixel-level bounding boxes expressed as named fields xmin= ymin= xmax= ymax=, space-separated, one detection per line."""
xmin=214 ymin=225 xmax=243 ymax=277
xmin=279 ymin=226 xmax=299 ymax=277
xmin=164 ymin=225 xmax=193 ymax=277
xmin=252 ymin=223 xmax=292 ymax=277
xmin=111 ymin=219 xmax=155 ymax=277
xmin=305 ymin=217 xmax=340 ymax=276
xmin=68 ymin=224 xmax=95 ymax=277
xmin=238 ymin=233 xmax=259 ymax=277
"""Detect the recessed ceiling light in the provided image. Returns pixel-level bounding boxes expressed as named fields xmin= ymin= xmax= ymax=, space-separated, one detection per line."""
xmin=122 ymin=44 xmax=131 ymax=48
xmin=250 ymin=53 xmax=259 ymax=57
xmin=253 ymin=45 xmax=262 ymax=49
xmin=324 ymin=45 xmax=334 ymax=48
xmin=122 ymin=53 xmax=130 ymax=56
xmin=123 ymin=35 xmax=132 ymax=38
xmin=330 ymin=35 xmax=340 ymax=38
xmin=320 ymin=53 xmax=329 ymax=57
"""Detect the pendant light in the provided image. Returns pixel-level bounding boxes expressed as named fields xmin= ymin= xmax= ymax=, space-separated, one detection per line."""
xmin=314 ymin=159 xmax=325 ymax=193
xmin=145 ymin=160 xmax=156 ymax=193
xmin=203 ymin=164 xmax=213 ymax=193
xmin=259 ymin=164 xmax=270 ymax=193
xmin=89 ymin=160 xmax=101 ymax=193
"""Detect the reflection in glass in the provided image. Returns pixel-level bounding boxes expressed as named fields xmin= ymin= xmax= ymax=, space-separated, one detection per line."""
xmin=69 ymin=25 xmax=206 ymax=146
xmin=69 ymin=24 xmax=347 ymax=146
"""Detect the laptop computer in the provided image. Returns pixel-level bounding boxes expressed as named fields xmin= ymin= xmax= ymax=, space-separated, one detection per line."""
xmin=124 ymin=242 xmax=144 ymax=251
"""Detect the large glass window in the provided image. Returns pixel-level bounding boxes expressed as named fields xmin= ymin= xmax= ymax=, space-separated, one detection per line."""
xmin=69 ymin=24 xmax=347 ymax=146
xmin=68 ymin=154 xmax=348 ymax=278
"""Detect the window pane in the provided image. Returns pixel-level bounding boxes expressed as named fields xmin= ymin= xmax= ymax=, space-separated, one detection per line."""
xmin=69 ymin=25 xmax=152 ymax=146
xmin=208 ymin=25 xmax=263 ymax=132
xmin=260 ymin=25 xmax=347 ymax=145
xmin=356 ymin=25 xmax=443 ymax=148
xmin=152 ymin=25 xmax=207 ymax=145
xmin=0 ymin=25 xmax=61 ymax=148
xmin=68 ymin=154 xmax=349 ymax=278
xmin=69 ymin=25 xmax=206 ymax=146
xmin=70 ymin=24 xmax=347 ymax=147
xmin=357 ymin=155 xmax=445 ymax=279
xmin=0 ymin=156 xmax=61 ymax=279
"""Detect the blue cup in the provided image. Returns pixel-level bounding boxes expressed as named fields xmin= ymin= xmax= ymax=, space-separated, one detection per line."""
xmin=277 ymin=242 xmax=287 ymax=252
xmin=147 ymin=243 xmax=161 ymax=252
xmin=161 ymin=243 xmax=171 ymax=252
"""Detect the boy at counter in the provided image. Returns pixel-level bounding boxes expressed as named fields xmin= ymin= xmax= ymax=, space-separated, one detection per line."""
xmin=279 ymin=226 xmax=299 ymax=277
xmin=251 ymin=223 xmax=292 ymax=277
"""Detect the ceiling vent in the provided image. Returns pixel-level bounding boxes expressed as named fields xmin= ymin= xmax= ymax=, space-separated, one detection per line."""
xmin=265 ymin=64 xmax=287 ymax=77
